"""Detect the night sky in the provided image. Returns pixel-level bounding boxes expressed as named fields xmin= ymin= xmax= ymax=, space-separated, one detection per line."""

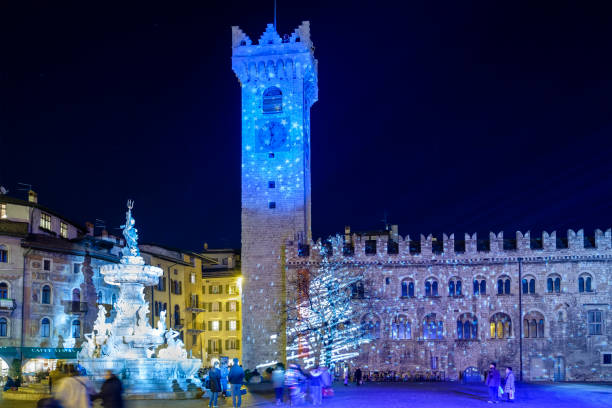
xmin=2 ymin=2 xmax=611 ymax=251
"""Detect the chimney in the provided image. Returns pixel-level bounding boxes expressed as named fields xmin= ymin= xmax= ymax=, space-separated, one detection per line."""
xmin=85 ymin=222 xmax=94 ymax=236
xmin=204 ymin=242 xmax=209 ymax=250
xmin=28 ymin=190 xmax=38 ymax=204
xmin=344 ymin=225 xmax=351 ymax=242
xmin=391 ymin=225 xmax=399 ymax=242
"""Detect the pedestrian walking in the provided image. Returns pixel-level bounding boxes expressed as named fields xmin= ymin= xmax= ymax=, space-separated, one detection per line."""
xmin=309 ymin=367 xmax=323 ymax=406
xmin=93 ymin=370 xmax=124 ymax=408
xmin=343 ymin=367 xmax=349 ymax=386
xmin=208 ymin=361 xmax=222 ymax=408
xmin=53 ymin=365 xmax=96 ymax=408
xmin=271 ymin=363 xmax=285 ymax=405
xmin=228 ymin=358 xmax=245 ymax=408
xmin=220 ymin=360 xmax=229 ymax=398
xmin=503 ymin=367 xmax=515 ymax=403
xmin=354 ymin=368 xmax=362 ymax=386
xmin=285 ymin=364 xmax=306 ymax=406
xmin=485 ymin=363 xmax=501 ymax=404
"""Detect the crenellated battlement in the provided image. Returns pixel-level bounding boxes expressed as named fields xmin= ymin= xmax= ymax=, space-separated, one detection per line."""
xmin=286 ymin=228 xmax=612 ymax=262
xmin=231 ymin=22 xmax=316 ymax=85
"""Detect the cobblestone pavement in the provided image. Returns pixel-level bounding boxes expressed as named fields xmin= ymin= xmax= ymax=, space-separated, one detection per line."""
xmin=2 ymin=382 xmax=612 ymax=408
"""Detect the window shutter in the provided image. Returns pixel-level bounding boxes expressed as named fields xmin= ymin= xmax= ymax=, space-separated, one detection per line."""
xmin=219 ymin=320 xmax=223 ymax=331
xmin=207 ymin=339 xmax=211 ymax=353
xmin=236 ymin=340 xmax=240 ymax=350
xmin=226 ymin=284 xmax=229 ymax=294
xmin=218 ymin=339 xmax=222 ymax=354
xmin=219 ymin=285 xmax=223 ymax=294
xmin=208 ymin=321 xmax=212 ymax=331
xmin=226 ymin=302 xmax=229 ymax=312
xmin=237 ymin=320 xmax=240 ymax=330
xmin=208 ymin=302 xmax=212 ymax=312
xmin=202 ymin=286 xmax=206 ymax=294
xmin=236 ymin=302 xmax=239 ymax=312
xmin=226 ymin=321 xmax=229 ymax=331
xmin=225 ymin=339 xmax=229 ymax=350
xmin=209 ymin=285 xmax=212 ymax=294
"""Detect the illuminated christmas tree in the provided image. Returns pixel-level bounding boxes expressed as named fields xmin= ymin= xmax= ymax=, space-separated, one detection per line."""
xmin=286 ymin=236 xmax=370 ymax=369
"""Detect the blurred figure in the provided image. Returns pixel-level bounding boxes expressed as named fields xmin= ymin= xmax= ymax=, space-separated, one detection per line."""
xmin=53 ymin=364 xmax=96 ymax=408
xmin=309 ymin=366 xmax=323 ymax=406
xmin=354 ymin=368 xmax=362 ymax=386
xmin=94 ymin=370 xmax=124 ymax=408
xmin=220 ymin=360 xmax=229 ymax=398
xmin=486 ymin=362 xmax=501 ymax=404
xmin=285 ymin=364 xmax=306 ymax=406
xmin=503 ymin=367 xmax=515 ymax=403
xmin=271 ymin=363 xmax=285 ymax=405
xmin=208 ymin=361 xmax=222 ymax=408
xmin=228 ymin=358 xmax=245 ymax=408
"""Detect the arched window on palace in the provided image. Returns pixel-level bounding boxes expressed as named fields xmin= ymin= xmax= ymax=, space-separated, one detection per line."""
xmin=391 ymin=315 xmax=411 ymax=340
xmin=0 ymin=282 xmax=8 ymax=299
xmin=425 ymin=279 xmax=439 ymax=297
xmin=42 ymin=285 xmax=51 ymax=305
xmin=578 ymin=273 xmax=593 ymax=293
xmin=41 ymin=318 xmax=50 ymax=338
xmin=263 ymin=87 xmax=283 ymax=113
xmin=0 ymin=318 xmax=7 ymax=337
xmin=473 ymin=278 xmax=486 ymax=295
xmin=522 ymin=277 xmax=536 ymax=294
xmin=449 ymin=278 xmax=462 ymax=297
xmin=401 ymin=279 xmax=414 ymax=298
xmin=523 ymin=311 xmax=545 ymax=338
xmin=547 ymin=274 xmax=561 ymax=293
xmin=0 ymin=245 xmax=8 ymax=263
xmin=497 ymin=276 xmax=511 ymax=295
xmin=71 ymin=320 xmax=80 ymax=338
xmin=457 ymin=313 xmax=478 ymax=340
xmin=490 ymin=313 xmax=512 ymax=339
xmin=361 ymin=314 xmax=381 ymax=339
xmin=423 ymin=313 xmax=443 ymax=340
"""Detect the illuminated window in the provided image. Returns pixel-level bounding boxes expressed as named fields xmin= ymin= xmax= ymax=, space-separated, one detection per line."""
xmin=0 ymin=204 xmax=6 ymax=219
xmin=228 ymin=301 xmax=238 ymax=312
xmin=490 ymin=313 xmax=512 ymax=339
xmin=0 ymin=283 xmax=8 ymax=299
xmin=457 ymin=313 xmax=478 ymax=340
xmin=229 ymin=320 xmax=237 ymax=331
xmin=523 ymin=312 xmax=545 ymax=338
xmin=60 ymin=222 xmax=68 ymax=238
xmin=40 ymin=213 xmax=51 ymax=230
xmin=71 ymin=320 xmax=81 ymax=338
xmin=423 ymin=313 xmax=443 ymax=339
xmin=41 ymin=318 xmax=50 ymax=337
xmin=211 ymin=320 xmax=220 ymax=331
xmin=212 ymin=302 xmax=220 ymax=312
xmin=391 ymin=316 xmax=411 ymax=340
xmin=588 ymin=310 xmax=602 ymax=335
xmin=228 ymin=285 xmax=238 ymax=295
xmin=263 ymin=87 xmax=282 ymax=113
xmin=0 ymin=246 xmax=7 ymax=263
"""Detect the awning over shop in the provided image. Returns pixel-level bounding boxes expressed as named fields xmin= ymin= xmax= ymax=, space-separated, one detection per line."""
xmin=0 ymin=347 xmax=20 ymax=359
xmin=21 ymin=348 xmax=81 ymax=359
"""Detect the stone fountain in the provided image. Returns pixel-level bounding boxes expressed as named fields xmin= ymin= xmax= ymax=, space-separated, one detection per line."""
xmin=77 ymin=201 xmax=201 ymax=397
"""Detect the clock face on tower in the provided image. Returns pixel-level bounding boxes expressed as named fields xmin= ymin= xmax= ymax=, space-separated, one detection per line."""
xmin=257 ymin=120 xmax=289 ymax=151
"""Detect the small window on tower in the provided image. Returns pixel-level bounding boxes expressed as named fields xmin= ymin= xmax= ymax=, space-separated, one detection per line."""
xmin=268 ymin=181 xmax=275 ymax=189
xmin=268 ymin=153 xmax=275 ymax=158
xmin=263 ymin=87 xmax=282 ymax=113
xmin=269 ymin=202 xmax=276 ymax=209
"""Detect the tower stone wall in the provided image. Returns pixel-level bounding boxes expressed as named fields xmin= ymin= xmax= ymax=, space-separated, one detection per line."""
xmin=233 ymin=22 xmax=318 ymax=368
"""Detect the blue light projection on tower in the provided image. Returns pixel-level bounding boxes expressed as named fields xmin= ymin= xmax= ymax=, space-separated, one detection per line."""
xmin=232 ymin=22 xmax=318 ymax=368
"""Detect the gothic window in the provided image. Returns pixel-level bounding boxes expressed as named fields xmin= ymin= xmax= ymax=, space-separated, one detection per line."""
xmin=71 ymin=320 xmax=80 ymax=338
xmin=0 ymin=282 xmax=7 ymax=299
xmin=423 ymin=313 xmax=443 ymax=340
xmin=547 ymin=274 xmax=561 ymax=293
xmin=361 ymin=315 xmax=381 ymax=339
xmin=0 ymin=245 xmax=7 ymax=263
xmin=0 ymin=318 xmax=7 ymax=337
xmin=42 ymin=285 xmax=51 ymax=304
xmin=473 ymin=278 xmax=486 ymax=295
xmin=391 ymin=316 xmax=411 ymax=340
xmin=40 ymin=213 xmax=51 ymax=230
xmin=523 ymin=311 xmax=545 ymax=338
xmin=449 ymin=278 xmax=462 ymax=297
xmin=41 ymin=318 xmax=50 ymax=338
xmin=497 ymin=276 xmax=511 ymax=295
xmin=425 ymin=278 xmax=439 ymax=297
xmin=522 ymin=277 xmax=536 ymax=294
xmin=60 ymin=222 xmax=68 ymax=238
xmin=351 ymin=281 xmax=365 ymax=299
xmin=588 ymin=310 xmax=602 ymax=335
xmin=579 ymin=274 xmax=593 ymax=293
xmin=490 ymin=313 xmax=512 ymax=339
xmin=457 ymin=313 xmax=478 ymax=340
xmin=401 ymin=279 xmax=414 ymax=298
xmin=263 ymin=87 xmax=282 ymax=113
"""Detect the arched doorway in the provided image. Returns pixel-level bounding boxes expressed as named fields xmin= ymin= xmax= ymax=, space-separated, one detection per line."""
xmin=554 ymin=356 xmax=565 ymax=381
xmin=463 ymin=366 xmax=481 ymax=383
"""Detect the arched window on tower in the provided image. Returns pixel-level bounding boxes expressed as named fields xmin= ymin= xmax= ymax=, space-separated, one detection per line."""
xmin=449 ymin=278 xmax=462 ymax=297
xmin=41 ymin=318 xmax=50 ymax=338
xmin=547 ymin=274 xmax=561 ymax=293
xmin=263 ymin=87 xmax=283 ymax=113
xmin=497 ymin=276 xmax=511 ymax=295
xmin=42 ymin=285 xmax=51 ymax=304
xmin=425 ymin=278 xmax=438 ymax=297
xmin=400 ymin=279 xmax=415 ymax=298
xmin=579 ymin=273 xmax=593 ymax=293
xmin=523 ymin=311 xmax=545 ymax=338
xmin=473 ymin=278 xmax=486 ymax=295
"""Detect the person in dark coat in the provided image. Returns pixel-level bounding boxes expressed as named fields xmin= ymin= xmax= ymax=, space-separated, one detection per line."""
xmin=228 ymin=358 xmax=245 ymax=408
xmin=485 ymin=362 xmax=501 ymax=403
xmin=354 ymin=368 xmax=362 ymax=385
xmin=208 ymin=361 xmax=222 ymax=408
xmin=94 ymin=370 xmax=124 ymax=408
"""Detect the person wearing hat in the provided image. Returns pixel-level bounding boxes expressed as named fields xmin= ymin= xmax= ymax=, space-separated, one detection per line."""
xmin=228 ymin=358 xmax=245 ymax=408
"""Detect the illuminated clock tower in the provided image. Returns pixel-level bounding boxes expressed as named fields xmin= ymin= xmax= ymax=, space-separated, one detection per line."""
xmin=232 ymin=22 xmax=318 ymax=368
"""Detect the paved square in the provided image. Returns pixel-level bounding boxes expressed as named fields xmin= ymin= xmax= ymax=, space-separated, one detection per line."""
xmin=2 ymin=382 xmax=611 ymax=408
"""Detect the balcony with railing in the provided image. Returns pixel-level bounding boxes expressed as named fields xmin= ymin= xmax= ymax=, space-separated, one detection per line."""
xmin=0 ymin=298 xmax=16 ymax=310
xmin=173 ymin=318 xmax=185 ymax=329
xmin=187 ymin=322 xmax=205 ymax=332
xmin=64 ymin=301 xmax=88 ymax=314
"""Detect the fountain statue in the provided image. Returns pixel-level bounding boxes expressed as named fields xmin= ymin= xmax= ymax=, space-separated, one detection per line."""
xmin=78 ymin=201 xmax=201 ymax=396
